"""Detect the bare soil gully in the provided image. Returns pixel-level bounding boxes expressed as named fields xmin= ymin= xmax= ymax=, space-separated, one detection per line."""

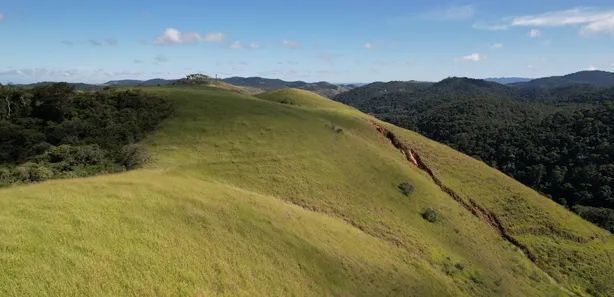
xmin=368 ymin=120 xmax=577 ymax=293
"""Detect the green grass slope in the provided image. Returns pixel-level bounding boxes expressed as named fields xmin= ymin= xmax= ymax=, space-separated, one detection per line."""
xmin=0 ymin=86 xmax=612 ymax=296
xmin=256 ymin=88 xmax=350 ymax=109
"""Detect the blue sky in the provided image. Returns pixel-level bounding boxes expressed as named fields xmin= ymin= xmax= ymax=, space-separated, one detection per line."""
xmin=1 ymin=0 xmax=614 ymax=84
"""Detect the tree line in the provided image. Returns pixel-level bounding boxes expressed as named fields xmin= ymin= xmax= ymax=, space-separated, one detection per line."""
xmin=334 ymin=78 xmax=614 ymax=232
xmin=0 ymin=83 xmax=173 ymax=186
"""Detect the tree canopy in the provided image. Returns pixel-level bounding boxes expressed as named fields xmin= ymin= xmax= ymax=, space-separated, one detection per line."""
xmin=0 ymin=83 xmax=173 ymax=186
xmin=334 ymin=79 xmax=614 ymax=232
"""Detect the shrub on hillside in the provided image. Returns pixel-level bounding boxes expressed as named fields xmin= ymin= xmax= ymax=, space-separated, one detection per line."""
xmin=422 ymin=207 xmax=442 ymax=223
xmin=398 ymin=182 xmax=414 ymax=197
xmin=174 ymin=73 xmax=213 ymax=85
xmin=25 ymin=163 xmax=54 ymax=182
xmin=118 ymin=143 xmax=150 ymax=169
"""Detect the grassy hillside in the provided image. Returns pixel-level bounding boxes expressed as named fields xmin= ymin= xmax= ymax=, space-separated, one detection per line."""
xmin=255 ymin=88 xmax=351 ymax=109
xmin=0 ymin=85 xmax=612 ymax=296
xmin=331 ymin=78 xmax=614 ymax=233
xmin=223 ymin=76 xmax=354 ymax=98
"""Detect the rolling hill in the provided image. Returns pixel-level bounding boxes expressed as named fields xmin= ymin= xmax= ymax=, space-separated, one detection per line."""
xmin=484 ymin=77 xmax=532 ymax=84
xmin=103 ymin=76 xmax=356 ymax=98
xmin=0 ymin=84 xmax=613 ymax=296
xmin=332 ymin=77 xmax=614 ymax=233
xmin=221 ymin=76 xmax=356 ymax=98
xmin=512 ymin=70 xmax=614 ymax=89
xmin=105 ymin=78 xmax=178 ymax=86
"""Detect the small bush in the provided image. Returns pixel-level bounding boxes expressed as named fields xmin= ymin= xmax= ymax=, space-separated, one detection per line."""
xmin=325 ymin=123 xmax=343 ymax=133
xmin=118 ymin=143 xmax=150 ymax=169
xmin=13 ymin=166 xmax=30 ymax=182
xmin=27 ymin=163 xmax=54 ymax=182
xmin=470 ymin=273 xmax=484 ymax=284
xmin=398 ymin=182 xmax=414 ymax=197
xmin=422 ymin=208 xmax=442 ymax=223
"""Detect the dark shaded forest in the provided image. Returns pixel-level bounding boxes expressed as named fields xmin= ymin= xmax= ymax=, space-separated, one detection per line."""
xmin=0 ymin=83 xmax=173 ymax=186
xmin=334 ymin=77 xmax=614 ymax=232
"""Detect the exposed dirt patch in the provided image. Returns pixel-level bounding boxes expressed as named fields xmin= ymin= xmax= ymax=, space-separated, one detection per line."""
xmin=367 ymin=120 xmax=578 ymax=287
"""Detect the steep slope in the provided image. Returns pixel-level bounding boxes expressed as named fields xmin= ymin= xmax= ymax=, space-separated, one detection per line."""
xmin=0 ymin=86 xmax=612 ymax=296
xmin=332 ymin=78 xmax=614 ymax=233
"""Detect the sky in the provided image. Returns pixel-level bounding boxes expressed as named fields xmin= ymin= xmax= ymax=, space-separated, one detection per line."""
xmin=1 ymin=0 xmax=614 ymax=84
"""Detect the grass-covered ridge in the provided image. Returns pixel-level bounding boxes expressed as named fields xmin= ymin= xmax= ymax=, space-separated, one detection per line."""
xmin=0 ymin=85 xmax=612 ymax=296
xmin=255 ymin=88 xmax=351 ymax=109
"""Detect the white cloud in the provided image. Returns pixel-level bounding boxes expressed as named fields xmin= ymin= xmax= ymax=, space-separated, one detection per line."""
xmin=0 ymin=68 xmax=146 ymax=82
xmin=511 ymin=8 xmax=614 ymax=36
xmin=154 ymin=28 xmax=201 ymax=45
xmin=0 ymin=13 xmax=4 ymax=21
xmin=282 ymin=40 xmax=301 ymax=48
xmin=230 ymin=41 xmax=243 ymax=49
xmin=0 ymin=68 xmax=75 ymax=77
xmin=581 ymin=18 xmax=614 ymax=36
xmin=473 ymin=23 xmax=508 ymax=31
xmin=491 ymin=43 xmax=503 ymax=49
xmin=364 ymin=42 xmax=373 ymax=49
xmin=204 ymin=32 xmax=225 ymax=42
xmin=421 ymin=4 xmax=475 ymax=21
xmin=587 ymin=65 xmax=598 ymax=70
xmin=247 ymin=42 xmax=259 ymax=49
xmin=529 ymin=29 xmax=541 ymax=37
xmin=454 ymin=53 xmax=487 ymax=62
xmin=154 ymin=28 xmax=225 ymax=45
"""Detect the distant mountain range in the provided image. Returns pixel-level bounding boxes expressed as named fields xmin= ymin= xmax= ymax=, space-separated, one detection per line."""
xmin=510 ymin=70 xmax=614 ymax=89
xmin=105 ymin=77 xmax=357 ymax=98
xmin=105 ymin=78 xmax=178 ymax=86
xmin=483 ymin=77 xmax=532 ymax=84
xmin=6 ymin=70 xmax=614 ymax=97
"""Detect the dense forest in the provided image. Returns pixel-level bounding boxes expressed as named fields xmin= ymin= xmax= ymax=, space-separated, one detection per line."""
xmin=0 ymin=83 xmax=173 ymax=186
xmin=334 ymin=76 xmax=614 ymax=232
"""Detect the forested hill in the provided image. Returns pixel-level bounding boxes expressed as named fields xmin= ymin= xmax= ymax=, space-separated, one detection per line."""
xmin=512 ymin=70 xmax=614 ymax=89
xmin=333 ymin=80 xmax=433 ymax=107
xmin=332 ymin=78 xmax=614 ymax=232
